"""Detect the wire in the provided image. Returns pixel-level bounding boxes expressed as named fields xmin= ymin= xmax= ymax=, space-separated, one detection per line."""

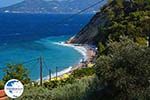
xmin=28 ymin=60 xmax=39 ymax=78
xmin=0 ymin=0 xmax=106 ymax=78
xmin=0 ymin=58 xmax=38 ymax=72
xmin=54 ymin=0 xmax=105 ymax=25
xmin=43 ymin=58 xmax=49 ymax=71
xmin=0 ymin=67 xmax=6 ymax=70
xmin=22 ymin=57 xmax=39 ymax=65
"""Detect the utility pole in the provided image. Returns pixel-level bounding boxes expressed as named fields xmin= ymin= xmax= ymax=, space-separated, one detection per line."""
xmin=49 ymin=69 xmax=51 ymax=81
xmin=39 ymin=56 xmax=43 ymax=86
xmin=56 ymin=67 xmax=58 ymax=80
xmin=148 ymin=33 xmax=150 ymax=47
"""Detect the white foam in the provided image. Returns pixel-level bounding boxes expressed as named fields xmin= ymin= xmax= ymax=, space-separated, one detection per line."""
xmin=36 ymin=41 xmax=88 ymax=82
xmin=52 ymin=42 xmax=88 ymax=61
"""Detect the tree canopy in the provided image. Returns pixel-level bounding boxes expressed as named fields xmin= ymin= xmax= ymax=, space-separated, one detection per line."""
xmin=95 ymin=37 xmax=150 ymax=99
xmin=3 ymin=64 xmax=30 ymax=84
xmin=98 ymin=0 xmax=150 ymax=45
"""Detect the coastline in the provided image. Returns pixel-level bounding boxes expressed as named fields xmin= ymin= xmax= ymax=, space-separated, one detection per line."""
xmin=40 ymin=42 xmax=96 ymax=82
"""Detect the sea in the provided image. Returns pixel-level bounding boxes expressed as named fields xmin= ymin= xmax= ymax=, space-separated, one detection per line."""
xmin=0 ymin=13 xmax=93 ymax=80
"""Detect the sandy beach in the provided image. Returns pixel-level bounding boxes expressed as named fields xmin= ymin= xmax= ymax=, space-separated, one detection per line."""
xmin=41 ymin=42 xmax=97 ymax=81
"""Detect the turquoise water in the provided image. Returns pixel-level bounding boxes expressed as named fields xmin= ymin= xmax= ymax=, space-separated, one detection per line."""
xmin=0 ymin=13 xmax=93 ymax=80
xmin=0 ymin=35 xmax=82 ymax=80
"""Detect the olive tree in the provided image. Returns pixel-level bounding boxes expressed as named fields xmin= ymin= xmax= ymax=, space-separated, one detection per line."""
xmin=95 ymin=37 xmax=150 ymax=99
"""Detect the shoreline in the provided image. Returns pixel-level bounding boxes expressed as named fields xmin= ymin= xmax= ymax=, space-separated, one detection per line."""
xmin=39 ymin=42 xmax=96 ymax=82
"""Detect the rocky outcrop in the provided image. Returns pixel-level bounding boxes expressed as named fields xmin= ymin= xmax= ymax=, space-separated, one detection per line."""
xmin=69 ymin=12 xmax=108 ymax=45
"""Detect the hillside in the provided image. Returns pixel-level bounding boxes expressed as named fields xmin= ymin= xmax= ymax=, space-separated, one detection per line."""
xmin=70 ymin=0 xmax=150 ymax=45
xmin=0 ymin=0 xmax=106 ymax=14
xmin=0 ymin=0 xmax=150 ymax=100
xmin=68 ymin=12 xmax=107 ymax=44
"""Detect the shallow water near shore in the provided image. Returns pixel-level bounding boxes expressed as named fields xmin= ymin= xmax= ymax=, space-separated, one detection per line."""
xmin=0 ymin=13 xmax=93 ymax=80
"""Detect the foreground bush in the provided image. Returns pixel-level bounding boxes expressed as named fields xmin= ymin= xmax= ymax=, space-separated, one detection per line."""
xmin=17 ymin=86 xmax=52 ymax=100
xmin=17 ymin=76 xmax=97 ymax=100
xmin=3 ymin=64 xmax=30 ymax=84
xmin=71 ymin=67 xmax=95 ymax=79
xmin=43 ymin=68 xmax=95 ymax=90
xmin=0 ymin=81 xmax=4 ymax=89
xmin=95 ymin=37 xmax=150 ymax=99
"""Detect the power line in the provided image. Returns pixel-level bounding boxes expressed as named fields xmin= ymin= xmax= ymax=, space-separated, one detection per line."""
xmin=43 ymin=59 xmax=52 ymax=81
xmin=27 ymin=59 xmax=39 ymax=73
xmin=0 ymin=0 xmax=106 ymax=82
xmin=0 ymin=67 xmax=6 ymax=70
xmin=0 ymin=58 xmax=39 ymax=71
xmin=43 ymin=59 xmax=49 ymax=71
xmin=22 ymin=58 xmax=39 ymax=65
xmin=28 ymin=59 xmax=39 ymax=79
xmin=54 ymin=0 xmax=105 ymax=25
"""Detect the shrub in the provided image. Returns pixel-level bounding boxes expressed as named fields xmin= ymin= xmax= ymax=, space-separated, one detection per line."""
xmin=43 ymin=80 xmax=60 ymax=90
xmin=95 ymin=37 xmax=150 ymax=99
xmin=51 ymin=76 xmax=94 ymax=100
xmin=0 ymin=80 xmax=4 ymax=89
xmin=3 ymin=64 xmax=30 ymax=84
xmin=17 ymin=76 xmax=95 ymax=100
xmin=135 ymin=37 xmax=147 ymax=46
xmin=98 ymin=42 xmax=106 ymax=55
xmin=43 ymin=76 xmax=75 ymax=90
xmin=71 ymin=67 xmax=95 ymax=79
xmin=17 ymin=86 xmax=52 ymax=100
xmin=43 ymin=68 xmax=95 ymax=90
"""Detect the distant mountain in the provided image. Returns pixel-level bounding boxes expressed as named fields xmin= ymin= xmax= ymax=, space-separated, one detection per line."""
xmin=0 ymin=0 xmax=106 ymax=14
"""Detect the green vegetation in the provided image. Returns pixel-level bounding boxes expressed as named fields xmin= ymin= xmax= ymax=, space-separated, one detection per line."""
xmin=3 ymin=64 xmax=30 ymax=84
xmin=43 ymin=67 xmax=95 ymax=89
xmin=10 ymin=37 xmax=150 ymax=100
xmin=86 ymin=0 xmax=150 ymax=99
xmin=91 ymin=1 xmax=150 ymax=98
xmin=6 ymin=37 xmax=149 ymax=100
xmin=17 ymin=86 xmax=52 ymax=100
xmin=43 ymin=78 xmax=75 ymax=90
xmin=71 ymin=67 xmax=95 ymax=79
xmin=50 ymin=77 xmax=92 ymax=100
xmin=0 ymin=80 xmax=4 ymax=90
xmin=99 ymin=0 xmax=150 ymax=45
xmin=98 ymin=42 xmax=106 ymax=55
xmin=17 ymin=76 xmax=98 ymax=100
xmin=1 ymin=0 xmax=150 ymax=100
xmin=95 ymin=37 xmax=150 ymax=99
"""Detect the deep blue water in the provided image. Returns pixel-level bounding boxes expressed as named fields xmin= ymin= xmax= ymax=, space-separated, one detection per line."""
xmin=0 ymin=13 xmax=93 ymax=80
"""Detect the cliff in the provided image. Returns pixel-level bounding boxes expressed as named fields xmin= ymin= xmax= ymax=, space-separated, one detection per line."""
xmin=68 ymin=12 xmax=108 ymax=45
xmin=69 ymin=0 xmax=150 ymax=45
